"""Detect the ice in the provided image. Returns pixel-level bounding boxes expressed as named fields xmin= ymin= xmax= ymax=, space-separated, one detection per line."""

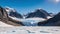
xmin=8 ymin=16 xmax=46 ymax=26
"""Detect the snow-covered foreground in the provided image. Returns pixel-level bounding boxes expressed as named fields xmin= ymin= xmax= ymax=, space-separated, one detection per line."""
xmin=0 ymin=21 xmax=15 ymax=27
xmin=0 ymin=27 xmax=60 ymax=34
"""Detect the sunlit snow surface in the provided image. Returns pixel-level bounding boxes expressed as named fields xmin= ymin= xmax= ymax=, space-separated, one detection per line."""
xmin=0 ymin=21 xmax=14 ymax=27
xmin=0 ymin=27 xmax=60 ymax=34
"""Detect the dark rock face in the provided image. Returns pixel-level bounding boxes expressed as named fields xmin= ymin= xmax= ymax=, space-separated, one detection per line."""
xmin=26 ymin=9 xmax=51 ymax=19
xmin=0 ymin=6 xmax=24 ymax=26
xmin=0 ymin=6 xmax=8 ymax=20
xmin=38 ymin=12 xmax=60 ymax=26
xmin=9 ymin=11 xmax=23 ymax=18
xmin=0 ymin=6 xmax=4 ymax=19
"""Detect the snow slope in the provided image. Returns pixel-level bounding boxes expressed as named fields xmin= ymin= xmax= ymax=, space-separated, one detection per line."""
xmin=0 ymin=21 xmax=14 ymax=27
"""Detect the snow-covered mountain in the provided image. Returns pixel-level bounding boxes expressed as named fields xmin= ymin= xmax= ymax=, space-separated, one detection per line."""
xmin=5 ymin=7 xmax=23 ymax=18
xmin=26 ymin=9 xmax=52 ymax=19
xmin=21 ymin=9 xmax=52 ymax=26
xmin=38 ymin=12 xmax=60 ymax=26
xmin=0 ymin=6 xmax=24 ymax=26
xmin=1 ymin=6 xmax=59 ymax=26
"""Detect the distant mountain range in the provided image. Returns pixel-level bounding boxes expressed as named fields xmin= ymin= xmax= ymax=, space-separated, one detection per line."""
xmin=5 ymin=7 xmax=53 ymax=19
xmin=0 ymin=6 xmax=60 ymax=26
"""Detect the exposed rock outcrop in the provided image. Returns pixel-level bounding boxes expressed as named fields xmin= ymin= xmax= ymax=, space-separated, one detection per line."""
xmin=0 ymin=6 xmax=24 ymax=26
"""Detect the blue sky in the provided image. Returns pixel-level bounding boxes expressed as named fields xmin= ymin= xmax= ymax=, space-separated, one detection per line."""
xmin=0 ymin=0 xmax=60 ymax=14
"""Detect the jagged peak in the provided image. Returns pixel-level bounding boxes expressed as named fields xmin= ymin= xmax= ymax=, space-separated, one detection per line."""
xmin=34 ymin=8 xmax=46 ymax=12
xmin=36 ymin=8 xmax=44 ymax=10
xmin=37 ymin=8 xmax=42 ymax=9
xmin=5 ymin=6 xmax=12 ymax=9
xmin=5 ymin=6 xmax=16 ymax=12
